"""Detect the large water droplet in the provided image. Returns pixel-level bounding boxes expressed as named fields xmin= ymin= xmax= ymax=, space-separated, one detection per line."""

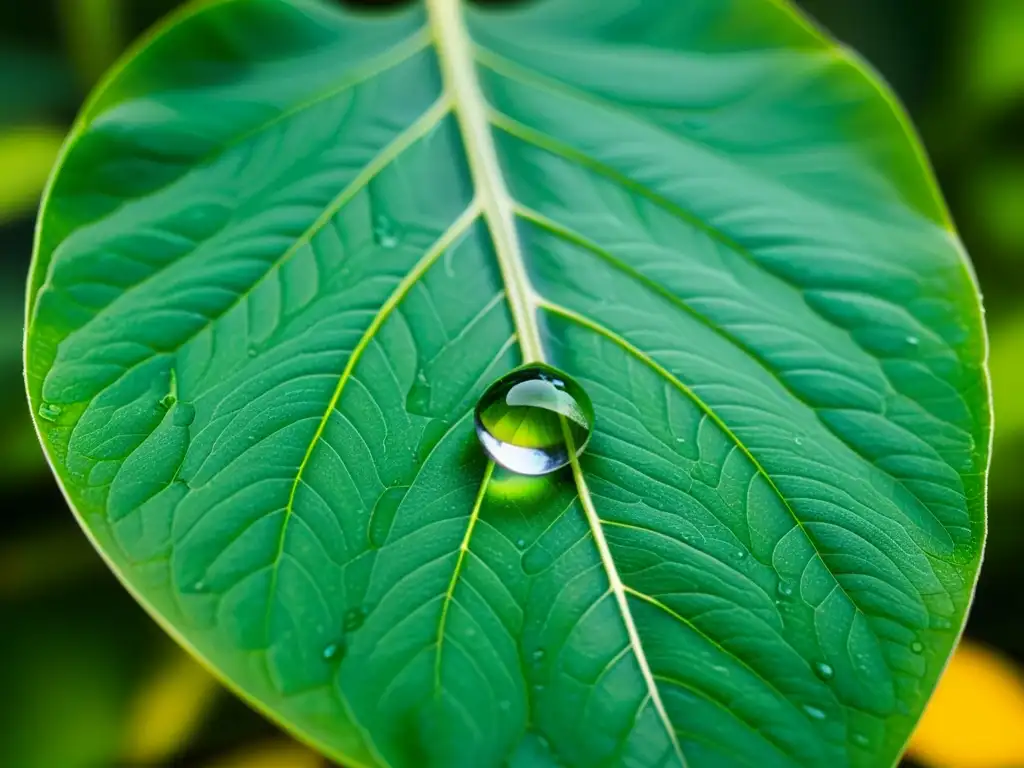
xmin=37 ymin=402 xmax=62 ymax=423
xmin=474 ymin=363 xmax=593 ymax=476
xmin=372 ymin=215 xmax=400 ymax=249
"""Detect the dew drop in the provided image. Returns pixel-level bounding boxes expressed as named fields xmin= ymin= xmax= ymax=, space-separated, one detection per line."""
xmin=173 ymin=402 xmax=196 ymax=427
xmin=736 ymin=549 xmax=747 ymax=559
xmin=516 ymin=538 xmax=526 ymax=548
xmin=323 ymin=639 xmax=346 ymax=662
xmin=803 ymin=705 xmax=827 ymax=721
xmin=813 ymin=662 xmax=834 ymax=681
xmin=906 ymin=335 xmax=920 ymax=347
xmin=934 ymin=617 xmax=953 ymax=631
xmin=853 ymin=733 xmax=870 ymax=748
xmin=343 ymin=605 xmax=368 ymax=632
xmin=37 ymin=402 xmax=62 ymax=422
xmin=911 ymin=640 xmax=924 ymax=654
xmin=193 ymin=580 xmax=206 ymax=592
xmin=532 ymin=649 xmax=545 ymax=663
xmin=372 ymin=215 xmax=400 ymax=249
xmin=159 ymin=394 xmax=177 ymax=410
xmin=794 ymin=436 xmax=803 ymax=446
xmin=777 ymin=580 xmax=794 ymax=598
xmin=474 ymin=363 xmax=594 ymax=476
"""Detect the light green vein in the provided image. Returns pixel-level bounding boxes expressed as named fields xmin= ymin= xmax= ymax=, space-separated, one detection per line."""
xmin=435 ymin=460 xmax=496 ymax=692
xmin=538 ymin=296 xmax=870 ymax=623
xmin=266 ymin=202 xmax=479 ymax=618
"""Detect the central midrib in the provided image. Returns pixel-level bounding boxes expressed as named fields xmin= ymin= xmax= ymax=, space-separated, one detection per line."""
xmin=424 ymin=1 xmax=686 ymax=763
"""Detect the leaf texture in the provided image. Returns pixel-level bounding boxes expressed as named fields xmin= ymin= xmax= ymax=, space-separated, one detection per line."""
xmin=25 ymin=0 xmax=990 ymax=766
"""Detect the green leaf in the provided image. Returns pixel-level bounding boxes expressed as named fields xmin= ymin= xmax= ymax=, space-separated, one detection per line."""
xmin=24 ymin=0 xmax=990 ymax=766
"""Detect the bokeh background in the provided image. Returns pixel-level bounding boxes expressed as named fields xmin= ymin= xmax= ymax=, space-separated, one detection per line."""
xmin=1 ymin=1 xmax=1022 ymax=766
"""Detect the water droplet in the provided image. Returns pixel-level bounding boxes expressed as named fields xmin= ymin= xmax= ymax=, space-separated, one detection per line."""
xmin=853 ymin=733 xmax=870 ymax=748
xmin=532 ymin=683 xmax=544 ymax=693
xmin=675 ymin=437 xmax=686 ymax=443
xmin=343 ymin=605 xmax=368 ymax=632
xmin=813 ymin=662 xmax=834 ymax=681
xmin=803 ymin=705 xmax=826 ymax=721
xmin=736 ymin=549 xmax=747 ymax=559
xmin=516 ymin=538 xmax=526 ymax=548
xmin=474 ymin=363 xmax=594 ymax=476
xmin=532 ymin=649 xmax=545 ymax=662
xmin=372 ymin=215 xmax=400 ymax=249
xmin=794 ymin=436 xmax=803 ymax=446
xmin=499 ymin=699 xmax=511 ymax=711
xmin=777 ymin=581 xmax=794 ymax=598
xmin=159 ymin=394 xmax=177 ymax=410
xmin=193 ymin=580 xmax=206 ymax=592
xmin=247 ymin=346 xmax=257 ymax=358
xmin=934 ymin=617 xmax=953 ymax=630
xmin=323 ymin=640 xmax=346 ymax=661
xmin=37 ymin=402 xmax=62 ymax=422
xmin=906 ymin=335 xmax=920 ymax=347
xmin=911 ymin=640 xmax=924 ymax=654
xmin=173 ymin=402 xmax=196 ymax=427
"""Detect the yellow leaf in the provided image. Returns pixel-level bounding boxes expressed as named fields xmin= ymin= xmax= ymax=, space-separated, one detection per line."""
xmin=205 ymin=740 xmax=323 ymax=768
xmin=908 ymin=641 xmax=1024 ymax=768
xmin=120 ymin=647 xmax=221 ymax=764
xmin=0 ymin=126 xmax=64 ymax=224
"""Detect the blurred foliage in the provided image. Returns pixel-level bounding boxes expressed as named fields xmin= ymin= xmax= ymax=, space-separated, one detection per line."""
xmin=0 ymin=0 xmax=1021 ymax=765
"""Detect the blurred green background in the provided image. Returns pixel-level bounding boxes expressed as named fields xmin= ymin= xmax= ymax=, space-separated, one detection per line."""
xmin=1 ymin=1 xmax=1022 ymax=766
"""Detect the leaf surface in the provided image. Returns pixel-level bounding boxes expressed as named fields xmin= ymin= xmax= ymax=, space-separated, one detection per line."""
xmin=25 ymin=0 xmax=990 ymax=766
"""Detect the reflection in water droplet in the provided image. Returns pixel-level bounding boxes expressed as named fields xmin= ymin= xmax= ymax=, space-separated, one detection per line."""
xmin=173 ymin=402 xmax=196 ymax=427
xmin=803 ymin=705 xmax=826 ymax=721
xmin=372 ymin=215 xmax=400 ymax=249
xmin=37 ymin=402 xmax=62 ymax=422
xmin=474 ymin=363 xmax=594 ymax=476
xmin=813 ymin=662 xmax=834 ymax=681
xmin=911 ymin=640 xmax=924 ymax=654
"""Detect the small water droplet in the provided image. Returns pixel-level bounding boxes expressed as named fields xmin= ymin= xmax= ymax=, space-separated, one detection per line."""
xmin=853 ymin=733 xmax=870 ymax=748
xmin=247 ymin=346 xmax=257 ymax=358
xmin=343 ymin=605 xmax=368 ymax=632
xmin=159 ymin=394 xmax=176 ymax=410
xmin=532 ymin=649 xmax=545 ymax=662
xmin=516 ymin=538 xmax=526 ymax=548
xmin=372 ymin=215 xmax=400 ymax=249
xmin=173 ymin=402 xmax=196 ymax=427
xmin=736 ymin=549 xmax=747 ymax=559
xmin=794 ymin=436 xmax=803 ymax=446
xmin=323 ymin=640 xmax=346 ymax=661
xmin=935 ymin=618 xmax=952 ymax=630
xmin=193 ymin=580 xmax=206 ymax=592
xmin=37 ymin=402 xmax=62 ymax=422
xmin=675 ymin=437 xmax=686 ymax=443
xmin=532 ymin=683 xmax=544 ymax=693
xmin=803 ymin=705 xmax=827 ymax=721
xmin=906 ymin=335 xmax=920 ymax=347
xmin=777 ymin=581 xmax=794 ymax=598
xmin=474 ymin=363 xmax=594 ymax=476
xmin=911 ymin=640 xmax=924 ymax=654
xmin=813 ymin=662 xmax=834 ymax=681
xmin=499 ymin=699 xmax=511 ymax=711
